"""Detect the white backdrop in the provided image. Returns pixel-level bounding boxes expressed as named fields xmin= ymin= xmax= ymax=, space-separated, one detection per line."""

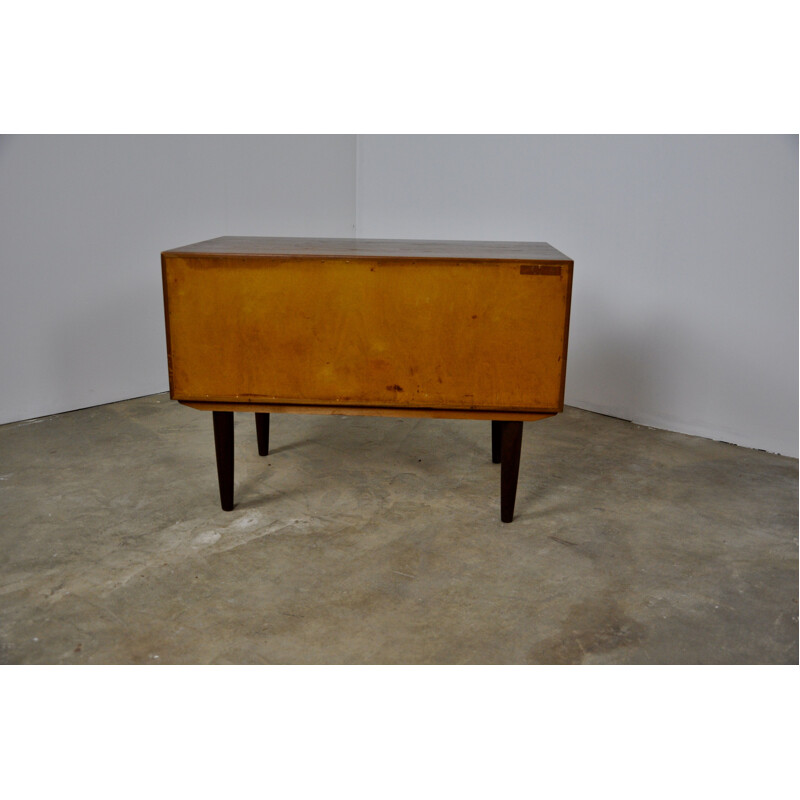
xmin=1 ymin=135 xmax=796 ymax=457
xmin=0 ymin=135 xmax=355 ymax=426
xmin=356 ymin=135 xmax=798 ymax=457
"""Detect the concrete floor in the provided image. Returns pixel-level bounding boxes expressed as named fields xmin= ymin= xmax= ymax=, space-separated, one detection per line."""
xmin=0 ymin=393 xmax=796 ymax=664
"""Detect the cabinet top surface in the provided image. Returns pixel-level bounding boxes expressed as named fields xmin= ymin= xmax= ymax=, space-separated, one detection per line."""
xmin=163 ymin=236 xmax=571 ymax=262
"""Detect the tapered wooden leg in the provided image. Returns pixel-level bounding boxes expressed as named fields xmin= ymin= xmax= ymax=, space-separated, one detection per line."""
xmin=500 ymin=421 xmax=523 ymax=523
xmin=491 ymin=420 xmax=502 ymax=463
xmin=213 ymin=411 xmax=234 ymax=511
xmin=255 ymin=412 xmax=270 ymax=456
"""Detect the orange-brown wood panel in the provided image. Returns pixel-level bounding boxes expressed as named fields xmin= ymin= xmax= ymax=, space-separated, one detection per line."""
xmin=162 ymin=255 xmax=572 ymax=414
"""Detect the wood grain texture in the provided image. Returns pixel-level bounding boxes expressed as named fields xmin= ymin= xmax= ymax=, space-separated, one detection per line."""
xmin=162 ymin=253 xmax=573 ymax=415
xmin=163 ymin=236 xmax=572 ymax=263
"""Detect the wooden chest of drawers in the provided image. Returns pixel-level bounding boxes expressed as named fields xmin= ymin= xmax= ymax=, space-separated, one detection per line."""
xmin=161 ymin=236 xmax=573 ymax=521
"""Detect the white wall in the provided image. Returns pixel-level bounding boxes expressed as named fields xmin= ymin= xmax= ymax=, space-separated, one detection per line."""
xmin=0 ymin=135 xmax=356 ymax=426
xmin=2 ymin=135 xmax=797 ymax=458
xmin=355 ymin=135 xmax=798 ymax=457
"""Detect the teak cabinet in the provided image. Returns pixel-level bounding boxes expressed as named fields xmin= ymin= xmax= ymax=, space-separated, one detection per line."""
xmin=161 ymin=236 xmax=573 ymax=521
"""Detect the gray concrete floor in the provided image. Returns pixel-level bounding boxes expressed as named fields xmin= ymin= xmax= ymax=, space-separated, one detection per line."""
xmin=0 ymin=393 xmax=796 ymax=664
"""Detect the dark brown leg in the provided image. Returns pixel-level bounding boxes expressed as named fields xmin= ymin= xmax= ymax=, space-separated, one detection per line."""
xmin=213 ymin=411 xmax=234 ymax=511
xmin=491 ymin=420 xmax=502 ymax=463
xmin=255 ymin=412 xmax=270 ymax=456
xmin=500 ymin=421 xmax=523 ymax=523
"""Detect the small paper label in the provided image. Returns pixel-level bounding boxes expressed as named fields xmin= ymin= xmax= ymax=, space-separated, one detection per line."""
xmin=520 ymin=265 xmax=562 ymax=276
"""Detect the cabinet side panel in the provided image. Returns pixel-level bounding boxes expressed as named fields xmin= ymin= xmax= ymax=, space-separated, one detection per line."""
xmin=161 ymin=253 xmax=175 ymax=397
xmin=558 ymin=262 xmax=574 ymax=411
xmin=163 ymin=256 xmax=570 ymax=413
